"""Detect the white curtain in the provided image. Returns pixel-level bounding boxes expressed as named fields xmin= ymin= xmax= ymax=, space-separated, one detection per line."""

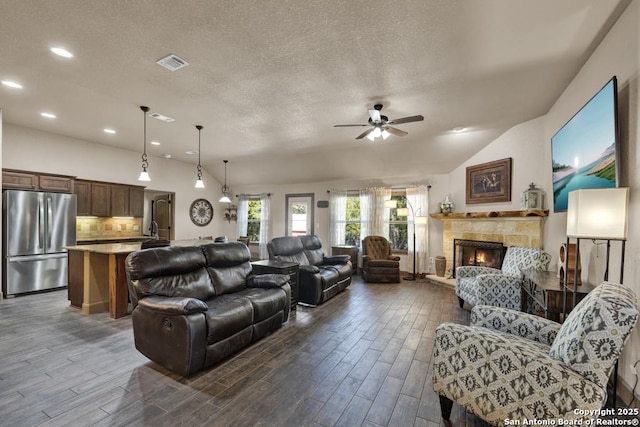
xmin=259 ymin=193 xmax=270 ymax=259
xmin=360 ymin=187 xmax=391 ymax=240
xmin=407 ymin=185 xmax=430 ymax=274
xmin=236 ymin=194 xmax=249 ymax=237
xmin=328 ymin=189 xmax=347 ymax=246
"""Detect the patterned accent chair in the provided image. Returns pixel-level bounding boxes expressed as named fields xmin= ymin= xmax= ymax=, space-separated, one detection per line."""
xmin=361 ymin=236 xmax=401 ymax=283
xmin=456 ymin=246 xmax=551 ymax=310
xmin=432 ymin=282 xmax=638 ymax=426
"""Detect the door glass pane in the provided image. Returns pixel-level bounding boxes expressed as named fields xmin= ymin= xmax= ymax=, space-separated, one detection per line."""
xmin=286 ymin=194 xmax=314 ymax=236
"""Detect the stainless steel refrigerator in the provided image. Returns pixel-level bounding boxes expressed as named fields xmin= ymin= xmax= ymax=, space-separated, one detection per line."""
xmin=2 ymin=190 xmax=77 ymax=296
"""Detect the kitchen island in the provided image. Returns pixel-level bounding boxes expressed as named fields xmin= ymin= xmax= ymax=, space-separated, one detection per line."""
xmin=66 ymin=240 xmax=208 ymax=319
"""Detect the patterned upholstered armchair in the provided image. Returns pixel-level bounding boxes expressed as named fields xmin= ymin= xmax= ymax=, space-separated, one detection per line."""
xmin=456 ymin=246 xmax=551 ymax=310
xmin=433 ymin=282 xmax=638 ymax=426
xmin=361 ymin=236 xmax=401 ymax=283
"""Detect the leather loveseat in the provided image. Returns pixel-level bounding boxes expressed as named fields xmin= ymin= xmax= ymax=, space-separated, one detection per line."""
xmin=125 ymin=241 xmax=291 ymax=377
xmin=267 ymin=235 xmax=352 ymax=306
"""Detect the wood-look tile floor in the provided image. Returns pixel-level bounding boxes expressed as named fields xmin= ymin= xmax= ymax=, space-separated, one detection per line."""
xmin=0 ymin=277 xmax=488 ymax=427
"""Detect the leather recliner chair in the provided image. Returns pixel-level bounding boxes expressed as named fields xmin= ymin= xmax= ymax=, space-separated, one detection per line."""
xmin=361 ymin=236 xmax=401 ymax=283
xmin=267 ymin=235 xmax=352 ymax=306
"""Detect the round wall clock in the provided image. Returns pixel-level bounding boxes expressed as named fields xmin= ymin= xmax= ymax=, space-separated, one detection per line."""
xmin=189 ymin=198 xmax=214 ymax=226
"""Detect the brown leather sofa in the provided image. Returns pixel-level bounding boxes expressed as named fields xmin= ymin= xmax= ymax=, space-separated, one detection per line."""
xmin=362 ymin=236 xmax=401 ymax=283
xmin=267 ymin=235 xmax=352 ymax=306
xmin=125 ymin=242 xmax=291 ymax=377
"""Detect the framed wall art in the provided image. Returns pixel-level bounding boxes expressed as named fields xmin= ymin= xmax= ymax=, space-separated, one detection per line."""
xmin=466 ymin=158 xmax=512 ymax=204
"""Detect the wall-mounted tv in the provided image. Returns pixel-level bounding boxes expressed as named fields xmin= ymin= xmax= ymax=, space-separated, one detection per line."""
xmin=551 ymin=76 xmax=619 ymax=212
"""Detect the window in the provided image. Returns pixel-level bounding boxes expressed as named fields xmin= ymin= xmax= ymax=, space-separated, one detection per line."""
xmin=388 ymin=193 xmax=408 ymax=251
xmin=345 ymin=195 xmax=361 ymax=246
xmin=332 ymin=193 xmax=361 ymax=246
xmin=247 ymin=198 xmax=262 ymax=243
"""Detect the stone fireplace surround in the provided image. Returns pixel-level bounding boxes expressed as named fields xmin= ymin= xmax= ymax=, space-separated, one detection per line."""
xmin=430 ymin=210 xmax=547 ymax=274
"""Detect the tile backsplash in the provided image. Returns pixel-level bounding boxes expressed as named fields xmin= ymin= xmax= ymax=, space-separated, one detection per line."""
xmin=76 ymin=217 xmax=143 ymax=240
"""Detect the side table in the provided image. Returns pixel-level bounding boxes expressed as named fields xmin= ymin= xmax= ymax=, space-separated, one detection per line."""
xmin=251 ymin=260 xmax=299 ymax=310
xmin=331 ymin=245 xmax=359 ymax=274
xmin=521 ymin=269 xmax=597 ymax=322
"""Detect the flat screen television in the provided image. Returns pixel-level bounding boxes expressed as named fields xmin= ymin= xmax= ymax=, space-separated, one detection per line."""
xmin=551 ymin=76 xmax=619 ymax=212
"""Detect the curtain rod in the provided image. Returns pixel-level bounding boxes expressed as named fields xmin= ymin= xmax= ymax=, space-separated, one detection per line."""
xmin=235 ymin=193 xmax=272 ymax=197
xmin=327 ymin=185 xmax=431 ymax=193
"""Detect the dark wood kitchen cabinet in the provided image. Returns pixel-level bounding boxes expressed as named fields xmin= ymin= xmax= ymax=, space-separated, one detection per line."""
xmin=75 ymin=180 xmax=145 ymax=217
xmin=2 ymin=169 xmax=74 ymax=193
xmin=110 ymin=185 xmax=129 ymax=217
xmin=90 ymin=182 xmax=111 ymax=217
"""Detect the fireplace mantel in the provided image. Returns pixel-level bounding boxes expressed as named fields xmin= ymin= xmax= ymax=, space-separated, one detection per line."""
xmin=430 ymin=210 xmax=548 ymax=220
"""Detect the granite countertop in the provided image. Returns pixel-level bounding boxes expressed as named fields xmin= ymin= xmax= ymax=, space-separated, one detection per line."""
xmin=76 ymin=236 xmax=148 ymax=243
xmin=65 ymin=239 xmax=213 ymax=254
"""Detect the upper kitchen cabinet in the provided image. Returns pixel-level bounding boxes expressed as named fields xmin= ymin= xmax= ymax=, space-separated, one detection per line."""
xmin=2 ymin=169 xmax=74 ymax=193
xmin=75 ymin=180 xmax=145 ymax=217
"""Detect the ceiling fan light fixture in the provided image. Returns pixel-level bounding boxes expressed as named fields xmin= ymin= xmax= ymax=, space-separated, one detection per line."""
xmin=381 ymin=129 xmax=390 ymax=140
xmin=372 ymin=126 xmax=382 ymax=138
xmin=138 ymin=105 xmax=151 ymax=182
xmin=366 ymin=132 xmax=376 ymax=141
xmin=219 ymin=160 xmax=232 ymax=203
xmin=194 ymin=125 xmax=205 ymax=189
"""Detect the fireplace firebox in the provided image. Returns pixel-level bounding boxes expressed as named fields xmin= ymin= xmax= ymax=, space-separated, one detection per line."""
xmin=452 ymin=239 xmax=507 ymax=278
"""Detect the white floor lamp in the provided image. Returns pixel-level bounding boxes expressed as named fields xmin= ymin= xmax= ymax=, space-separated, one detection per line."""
xmin=565 ymin=187 xmax=629 ymax=407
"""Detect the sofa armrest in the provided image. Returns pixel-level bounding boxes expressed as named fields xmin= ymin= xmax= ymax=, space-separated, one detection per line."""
xmin=323 ymin=255 xmax=350 ymax=264
xmin=455 ymin=265 xmax=501 ymax=278
xmin=138 ymin=296 xmax=208 ymax=315
xmin=299 ymin=264 xmax=320 ymax=274
xmin=432 ymin=323 xmax=606 ymax=423
xmin=247 ymin=273 xmax=290 ymax=288
xmin=388 ymin=255 xmax=401 ymax=261
xmin=471 ymin=305 xmax=560 ymax=346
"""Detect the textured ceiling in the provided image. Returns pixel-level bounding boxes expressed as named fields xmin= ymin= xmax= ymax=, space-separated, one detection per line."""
xmin=0 ymin=0 xmax=629 ymax=185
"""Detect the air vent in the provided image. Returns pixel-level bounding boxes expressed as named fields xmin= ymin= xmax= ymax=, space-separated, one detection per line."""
xmin=148 ymin=112 xmax=175 ymax=123
xmin=156 ymin=54 xmax=189 ymax=71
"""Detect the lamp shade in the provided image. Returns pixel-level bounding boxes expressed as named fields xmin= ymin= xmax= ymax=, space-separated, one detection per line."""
xmin=396 ymin=208 xmax=409 ymax=217
xmin=414 ymin=216 xmax=428 ymax=224
xmin=566 ymin=188 xmax=629 ymax=239
xmin=384 ymin=199 xmax=398 ymax=208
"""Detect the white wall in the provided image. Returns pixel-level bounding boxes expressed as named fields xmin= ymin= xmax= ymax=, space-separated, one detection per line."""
xmin=226 ymin=174 xmax=447 ymax=272
xmin=441 ymin=1 xmax=640 ymax=396
xmin=2 ymin=123 xmax=225 ymax=240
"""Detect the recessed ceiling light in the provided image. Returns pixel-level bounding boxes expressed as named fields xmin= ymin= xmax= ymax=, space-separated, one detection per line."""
xmin=104 ymin=128 xmax=116 ymax=134
xmin=163 ymin=154 xmax=172 ymax=159
xmin=41 ymin=112 xmax=56 ymax=119
xmin=453 ymin=127 xmax=466 ymax=133
xmin=185 ymin=150 xmax=198 ymax=155
xmin=150 ymin=141 xmax=161 ymax=146
xmin=2 ymin=80 xmax=23 ymax=89
xmin=51 ymin=47 xmax=74 ymax=58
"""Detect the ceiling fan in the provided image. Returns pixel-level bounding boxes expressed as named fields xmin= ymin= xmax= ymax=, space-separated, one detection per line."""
xmin=334 ymin=104 xmax=424 ymax=140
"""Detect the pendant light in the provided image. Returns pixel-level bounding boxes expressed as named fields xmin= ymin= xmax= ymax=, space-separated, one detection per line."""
xmin=194 ymin=125 xmax=205 ymax=188
xmin=219 ymin=160 xmax=232 ymax=203
xmin=138 ymin=105 xmax=151 ymax=181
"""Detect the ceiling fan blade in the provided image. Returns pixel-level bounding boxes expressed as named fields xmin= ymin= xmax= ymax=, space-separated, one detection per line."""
xmin=356 ymin=128 xmax=374 ymax=139
xmin=385 ymin=126 xmax=408 ymax=137
xmin=368 ymin=109 xmax=381 ymax=123
xmin=386 ymin=115 xmax=424 ymax=125
xmin=334 ymin=124 xmax=369 ymax=127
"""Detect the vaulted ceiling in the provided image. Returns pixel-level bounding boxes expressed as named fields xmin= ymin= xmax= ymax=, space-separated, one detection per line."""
xmin=0 ymin=0 xmax=630 ymax=185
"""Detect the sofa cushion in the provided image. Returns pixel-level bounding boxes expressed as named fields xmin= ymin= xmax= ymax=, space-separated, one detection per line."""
xmin=324 ymin=263 xmax=352 ymax=281
xmin=268 ymin=236 xmax=310 ymax=265
xmin=202 ymin=242 xmax=252 ymax=295
xmin=549 ymin=282 xmax=638 ymax=388
xmin=238 ymin=287 xmax=287 ymax=322
xmin=300 ymin=235 xmax=324 ymax=266
xmin=126 ymin=246 xmax=215 ymax=302
xmin=204 ymin=294 xmax=254 ymax=344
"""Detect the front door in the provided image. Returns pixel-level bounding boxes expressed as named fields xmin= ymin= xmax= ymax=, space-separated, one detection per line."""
xmin=285 ymin=193 xmax=314 ymax=236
